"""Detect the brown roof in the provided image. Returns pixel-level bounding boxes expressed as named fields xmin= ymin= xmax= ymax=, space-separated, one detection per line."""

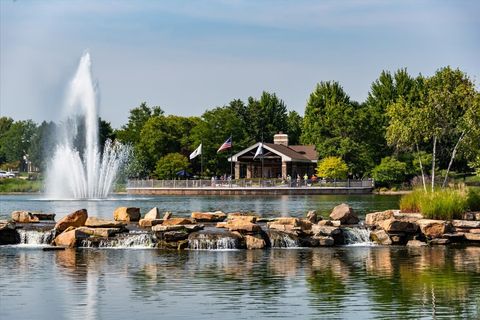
xmin=264 ymin=143 xmax=317 ymax=162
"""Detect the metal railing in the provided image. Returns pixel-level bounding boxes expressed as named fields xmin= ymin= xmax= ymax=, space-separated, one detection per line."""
xmin=127 ymin=178 xmax=374 ymax=189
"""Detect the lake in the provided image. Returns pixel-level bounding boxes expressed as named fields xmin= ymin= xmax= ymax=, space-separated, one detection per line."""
xmin=1 ymin=194 xmax=479 ymax=319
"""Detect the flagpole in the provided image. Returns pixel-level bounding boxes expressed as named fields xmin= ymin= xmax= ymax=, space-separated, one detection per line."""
xmin=200 ymin=141 xmax=203 ymax=180
xmin=261 ymin=133 xmax=264 ymax=185
xmin=230 ymin=135 xmax=233 ymax=179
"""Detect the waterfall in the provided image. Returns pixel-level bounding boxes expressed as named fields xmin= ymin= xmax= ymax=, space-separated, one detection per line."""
xmin=80 ymin=233 xmax=155 ymax=248
xmin=45 ymin=52 xmax=128 ymax=199
xmin=17 ymin=229 xmax=55 ymax=246
xmin=342 ymin=227 xmax=373 ymax=246
xmin=188 ymin=234 xmax=239 ymax=250
xmin=268 ymin=231 xmax=300 ymax=248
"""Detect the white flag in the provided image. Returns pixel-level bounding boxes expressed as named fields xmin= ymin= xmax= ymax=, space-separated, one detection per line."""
xmin=189 ymin=143 xmax=202 ymax=160
xmin=253 ymin=143 xmax=263 ymax=160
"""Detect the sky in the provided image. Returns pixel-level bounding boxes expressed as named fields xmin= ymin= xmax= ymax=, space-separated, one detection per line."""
xmin=0 ymin=0 xmax=479 ymax=128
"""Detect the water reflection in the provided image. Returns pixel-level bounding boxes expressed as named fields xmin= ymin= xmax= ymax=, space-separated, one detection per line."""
xmin=1 ymin=246 xmax=479 ymax=319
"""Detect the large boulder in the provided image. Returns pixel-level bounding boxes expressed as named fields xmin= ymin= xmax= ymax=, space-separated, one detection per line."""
xmin=267 ymin=217 xmax=312 ymax=232
xmin=113 ymin=207 xmax=140 ymax=222
xmin=138 ymin=219 xmax=163 ymax=228
xmin=0 ymin=221 xmax=18 ymax=245
xmin=31 ymin=212 xmax=56 ymax=221
xmin=311 ymin=225 xmax=341 ymax=237
xmin=53 ymin=228 xmax=89 ymax=247
xmin=144 ymin=207 xmax=161 ymax=220
xmin=378 ymin=218 xmax=418 ymax=234
xmin=312 ymin=235 xmax=334 ymax=246
xmin=452 ymin=220 xmax=480 ymax=229
xmin=365 ymin=210 xmax=394 ymax=226
xmin=245 ymin=235 xmax=266 ymax=249
xmin=55 ymin=209 xmax=88 ymax=232
xmin=227 ymin=213 xmax=258 ymax=223
xmin=11 ymin=211 xmax=40 ymax=223
xmin=416 ymin=219 xmax=451 ymax=239
xmin=225 ymin=220 xmax=261 ymax=233
xmin=464 ymin=233 xmax=480 ymax=241
xmin=329 ymin=203 xmax=359 ymax=225
xmin=370 ymin=230 xmax=392 ymax=245
xmin=85 ymin=217 xmax=126 ymax=228
xmin=191 ymin=211 xmax=227 ymax=222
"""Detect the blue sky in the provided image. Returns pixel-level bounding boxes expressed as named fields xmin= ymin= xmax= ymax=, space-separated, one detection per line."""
xmin=1 ymin=0 xmax=478 ymax=128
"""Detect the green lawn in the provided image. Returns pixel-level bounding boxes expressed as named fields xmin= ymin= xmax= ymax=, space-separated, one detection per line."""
xmin=0 ymin=178 xmax=43 ymax=193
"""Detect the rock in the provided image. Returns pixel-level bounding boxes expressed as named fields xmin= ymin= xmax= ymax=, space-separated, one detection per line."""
xmin=191 ymin=211 xmax=227 ymax=222
xmin=452 ymin=220 xmax=480 ymax=229
xmin=429 ymin=238 xmax=450 ymax=245
xmin=31 ymin=212 xmax=56 ymax=221
xmin=184 ymin=224 xmax=204 ymax=232
xmin=406 ymin=240 xmax=428 ymax=247
xmin=475 ymin=213 xmax=480 ymax=221
xmin=390 ymin=234 xmax=405 ymax=244
xmin=188 ymin=231 xmax=244 ymax=249
xmin=312 ymin=235 xmax=334 ymax=246
xmin=138 ymin=219 xmax=163 ymax=228
xmin=306 ymin=210 xmax=318 ymax=223
xmin=394 ymin=212 xmax=423 ymax=221
xmin=76 ymin=227 xmax=121 ymax=237
xmin=365 ymin=210 xmax=394 ymax=226
xmin=53 ymin=229 xmax=89 ymax=248
xmin=144 ymin=207 xmax=161 ymax=220
xmin=55 ymin=209 xmax=88 ymax=232
xmin=225 ymin=220 xmax=261 ymax=233
xmin=462 ymin=212 xmax=475 ymax=221
xmin=227 ymin=213 xmax=257 ymax=223
xmin=311 ymin=225 xmax=341 ymax=237
xmin=416 ymin=219 xmax=451 ymax=239
xmin=267 ymin=218 xmax=312 ymax=232
xmin=216 ymin=222 xmax=227 ymax=228
xmin=113 ymin=207 xmax=140 ymax=222
xmin=163 ymin=212 xmax=172 ymax=220
xmin=317 ymin=220 xmax=333 ymax=226
xmin=442 ymin=233 xmax=465 ymax=242
xmin=331 ymin=220 xmax=341 ymax=227
xmin=152 ymin=225 xmax=186 ymax=232
xmin=329 ymin=203 xmax=359 ymax=225
xmin=85 ymin=217 xmax=126 ymax=228
xmin=157 ymin=230 xmax=189 ymax=242
xmin=245 ymin=235 xmax=266 ymax=249
xmin=378 ymin=218 xmax=418 ymax=233
xmin=469 ymin=229 xmax=480 ymax=234
xmin=464 ymin=233 xmax=480 ymax=241
xmin=370 ymin=230 xmax=392 ymax=245
xmin=162 ymin=218 xmax=195 ymax=226
xmin=11 ymin=211 xmax=40 ymax=223
xmin=267 ymin=223 xmax=299 ymax=234
xmin=0 ymin=221 xmax=18 ymax=245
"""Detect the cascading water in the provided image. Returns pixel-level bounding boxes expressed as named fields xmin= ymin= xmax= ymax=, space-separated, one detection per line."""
xmin=17 ymin=229 xmax=56 ymax=246
xmin=45 ymin=52 xmax=128 ymax=199
xmin=80 ymin=232 xmax=156 ymax=248
xmin=343 ymin=227 xmax=373 ymax=245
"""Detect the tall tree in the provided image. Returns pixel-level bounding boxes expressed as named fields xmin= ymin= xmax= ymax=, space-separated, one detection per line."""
xmin=116 ymin=102 xmax=164 ymax=145
xmin=246 ymin=92 xmax=288 ymax=142
xmin=286 ymin=111 xmax=303 ymax=145
xmin=0 ymin=120 xmax=37 ymax=169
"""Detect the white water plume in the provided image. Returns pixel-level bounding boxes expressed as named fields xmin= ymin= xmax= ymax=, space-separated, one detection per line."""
xmin=46 ymin=52 xmax=128 ymax=199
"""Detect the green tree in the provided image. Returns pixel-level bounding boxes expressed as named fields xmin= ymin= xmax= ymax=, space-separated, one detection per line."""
xmin=286 ymin=110 xmax=302 ymax=145
xmin=371 ymin=157 xmax=407 ymax=187
xmin=301 ymin=81 xmax=373 ymax=175
xmin=0 ymin=117 xmax=14 ymax=164
xmin=246 ymin=91 xmax=288 ymax=142
xmin=116 ymin=102 xmax=164 ymax=145
xmin=28 ymin=121 xmax=57 ymax=171
xmin=0 ymin=120 xmax=37 ymax=169
xmin=316 ymin=156 xmax=349 ymax=179
xmin=154 ymin=153 xmax=189 ymax=179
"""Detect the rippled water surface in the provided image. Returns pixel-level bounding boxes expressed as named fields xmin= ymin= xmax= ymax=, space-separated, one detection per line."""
xmin=0 ymin=194 xmax=399 ymax=220
xmin=1 ymin=246 xmax=479 ymax=319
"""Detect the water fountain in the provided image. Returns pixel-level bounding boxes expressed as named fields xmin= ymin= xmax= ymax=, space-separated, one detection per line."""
xmin=45 ymin=52 xmax=127 ymax=199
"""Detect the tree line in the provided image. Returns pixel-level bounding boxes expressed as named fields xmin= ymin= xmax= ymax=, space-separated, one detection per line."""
xmin=1 ymin=66 xmax=478 ymax=186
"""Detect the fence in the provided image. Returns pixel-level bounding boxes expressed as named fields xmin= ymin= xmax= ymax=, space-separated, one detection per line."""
xmin=127 ymin=178 xmax=374 ymax=189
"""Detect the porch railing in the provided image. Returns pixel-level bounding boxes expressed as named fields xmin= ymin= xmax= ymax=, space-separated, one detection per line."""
xmin=127 ymin=178 xmax=374 ymax=189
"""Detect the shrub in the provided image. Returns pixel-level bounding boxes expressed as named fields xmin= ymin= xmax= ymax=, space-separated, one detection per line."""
xmin=316 ymin=156 xmax=348 ymax=179
xmin=400 ymin=188 xmax=467 ymax=220
xmin=466 ymin=187 xmax=480 ymax=211
xmin=372 ymin=156 xmax=407 ymax=187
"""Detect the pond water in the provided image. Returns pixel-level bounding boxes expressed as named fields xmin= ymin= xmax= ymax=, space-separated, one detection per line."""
xmin=2 ymin=194 xmax=479 ymax=319
xmin=0 ymin=194 xmax=400 ymax=220
xmin=1 ymin=246 xmax=479 ymax=319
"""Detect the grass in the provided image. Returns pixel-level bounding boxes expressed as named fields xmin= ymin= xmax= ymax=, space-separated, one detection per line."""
xmin=0 ymin=178 xmax=43 ymax=193
xmin=399 ymin=187 xmax=477 ymax=220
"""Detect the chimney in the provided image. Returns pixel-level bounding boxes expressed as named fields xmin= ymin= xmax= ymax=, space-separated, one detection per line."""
xmin=273 ymin=132 xmax=288 ymax=146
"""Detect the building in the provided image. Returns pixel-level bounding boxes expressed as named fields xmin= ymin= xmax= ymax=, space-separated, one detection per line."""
xmin=229 ymin=133 xmax=318 ymax=179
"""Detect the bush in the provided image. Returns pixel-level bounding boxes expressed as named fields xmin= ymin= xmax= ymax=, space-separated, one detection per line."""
xmin=316 ymin=156 xmax=348 ymax=179
xmin=466 ymin=188 xmax=480 ymax=211
xmin=154 ymin=153 xmax=190 ymax=179
xmin=400 ymin=188 xmax=467 ymax=220
xmin=372 ymin=156 xmax=407 ymax=187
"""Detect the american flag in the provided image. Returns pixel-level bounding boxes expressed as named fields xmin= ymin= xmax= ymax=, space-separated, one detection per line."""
xmin=217 ymin=136 xmax=232 ymax=153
